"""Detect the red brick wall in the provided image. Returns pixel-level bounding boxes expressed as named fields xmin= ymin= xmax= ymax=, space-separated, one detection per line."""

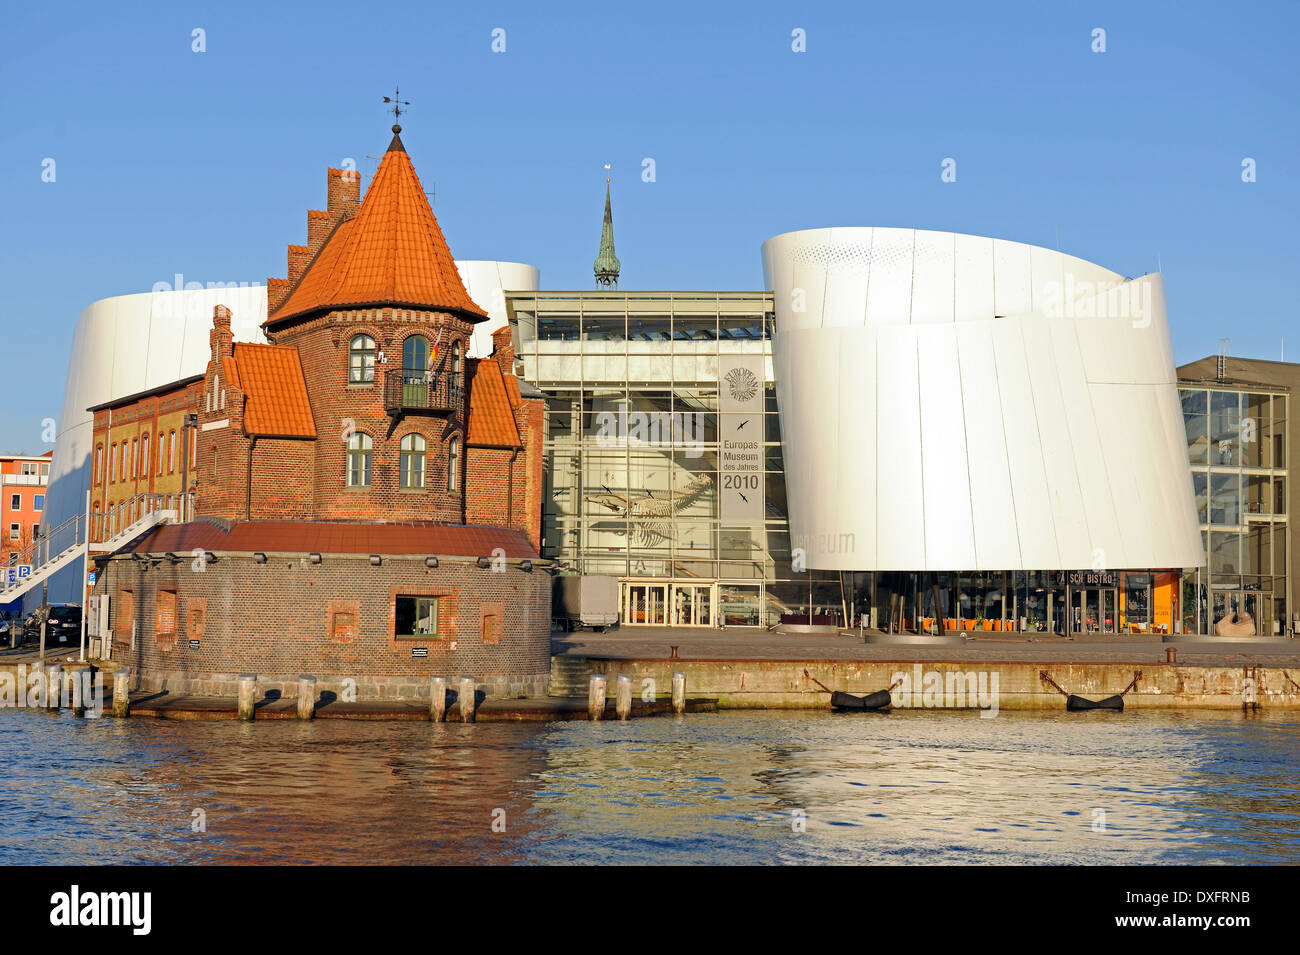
xmin=97 ymin=552 xmax=552 ymax=692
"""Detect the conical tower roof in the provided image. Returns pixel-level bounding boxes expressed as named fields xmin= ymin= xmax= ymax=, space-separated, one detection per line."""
xmin=268 ymin=128 xmax=488 ymax=326
xmin=593 ymin=180 xmax=620 ymax=289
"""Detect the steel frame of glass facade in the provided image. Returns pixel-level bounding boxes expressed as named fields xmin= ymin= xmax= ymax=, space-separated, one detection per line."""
xmin=509 ymin=291 xmax=843 ymax=628
xmin=1180 ymin=382 xmax=1290 ymax=635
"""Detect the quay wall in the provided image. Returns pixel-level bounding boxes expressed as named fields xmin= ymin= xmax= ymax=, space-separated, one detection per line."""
xmin=562 ymin=658 xmax=1300 ymax=710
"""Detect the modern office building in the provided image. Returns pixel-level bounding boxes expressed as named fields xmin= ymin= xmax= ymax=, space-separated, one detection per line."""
xmin=1177 ymin=354 xmax=1294 ymax=636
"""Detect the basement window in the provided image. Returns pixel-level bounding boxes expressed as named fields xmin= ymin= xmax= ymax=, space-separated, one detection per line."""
xmin=395 ymin=595 xmax=439 ymax=639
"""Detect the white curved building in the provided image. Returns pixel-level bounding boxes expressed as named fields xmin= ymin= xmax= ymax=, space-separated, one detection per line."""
xmin=36 ymin=261 xmax=538 ymax=607
xmin=761 ymin=226 xmax=1204 ymax=573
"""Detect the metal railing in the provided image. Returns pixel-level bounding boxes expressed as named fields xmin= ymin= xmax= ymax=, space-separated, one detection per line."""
xmin=1 ymin=491 xmax=193 ymax=598
xmin=383 ymin=371 xmax=464 ymax=415
xmin=90 ymin=491 xmax=193 ymax=544
xmin=1 ymin=473 xmax=48 ymax=486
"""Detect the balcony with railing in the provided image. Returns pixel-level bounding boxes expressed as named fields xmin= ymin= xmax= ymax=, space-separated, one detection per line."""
xmin=383 ymin=371 xmax=464 ymax=417
xmin=2 ymin=472 xmax=48 ymax=486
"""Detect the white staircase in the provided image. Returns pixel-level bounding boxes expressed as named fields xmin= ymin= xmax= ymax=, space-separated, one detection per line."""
xmin=2 ymin=492 xmax=191 ymax=604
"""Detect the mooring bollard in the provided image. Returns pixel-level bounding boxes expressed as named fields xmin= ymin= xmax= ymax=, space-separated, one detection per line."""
xmin=297 ymin=675 xmax=316 ymax=720
xmin=588 ymin=674 xmax=607 ymax=721
xmin=672 ymin=672 xmax=686 ymax=715
xmin=616 ymin=674 xmax=632 ymax=721
xmin=1166 ymin=647 xmax=1177 ymax=664
xmin=45 ymin=665 xmax=63 ymax=711
xmin=458 ymin=677 xmax=476 ymax=723
xmin=429 ymin=676 xmax=447 ymax=722
xmin=237 ymin=674 xmax=257 ymax=721
xmin=113 ymin=669 xmax=131 ymax=718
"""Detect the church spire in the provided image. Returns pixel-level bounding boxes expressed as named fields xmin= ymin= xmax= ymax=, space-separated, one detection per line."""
xmin=593 ymin=170 xmax=620 ymax=290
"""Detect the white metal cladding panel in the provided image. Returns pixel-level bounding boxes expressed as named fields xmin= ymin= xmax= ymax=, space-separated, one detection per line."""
xmin=458 ymin=261 xmax=540 ymax=358
xmin=792 ymin=257 xmax=830 ymax=328
xmin=990 ymin=318 xmax=1059 ymax=569
xmin=910 ymin=231 xmax=955 ymax=324
xmin=1021 ymin=318 xmax=1091 ymax=567
xmin=865 ymin=229 xmax=914 ymax=323
xmin=954 ymin=233 xmax=995 ymax=323
xmin=761 ymin=227 xmax=1201 ymax=572
xmin=1093 ymin=384 xmax=1162 ymax=565
xmin=1152 ymin=383 xmax=1207 ymax=563
xmin=840 ymin=329 xmax=876 ymax=569
xmin=800 ymin=330 xmax=845 ymax=545
xmin=1029 ymin=244 xmax=1065 ymax=314
xmin=916 ymin=327 xmax=975 ymax=568
xmin=821 ymin=260 xmax=868 ymax=328
xmin=874 ymin=325 xmax=926 ymax=569
xmin=1052 ymin=318 xmax=1128 ymax=568
xmin=992 ymin=240 xmax=1032 ymax=318
xmin=956 ymin=322 xmax=1022 ymax=568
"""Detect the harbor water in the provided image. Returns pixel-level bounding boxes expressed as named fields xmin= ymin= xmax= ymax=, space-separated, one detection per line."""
xmin=0 ymin=708 xmax=1296 ymax=865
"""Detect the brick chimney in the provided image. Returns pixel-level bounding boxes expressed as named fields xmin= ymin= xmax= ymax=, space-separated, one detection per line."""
xmin=307 ymin=209 xmax=331 ymax=251
xmin=491 ymin=325 xmax=515 ymax=377
xmin=210 ymin=305 xmax=234 ymax=363
xmin=328 ymin=167 xmax=361 ymax=218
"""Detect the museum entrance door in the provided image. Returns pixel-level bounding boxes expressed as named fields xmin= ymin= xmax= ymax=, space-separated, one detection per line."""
xmin=672 ymin=584 xmax=714 ymax=627
xmin=622 ymin=582 xmax=668 ymax=625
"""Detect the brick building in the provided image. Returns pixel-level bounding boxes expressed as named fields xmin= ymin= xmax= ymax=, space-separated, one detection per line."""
xmin=91 ymin=124 xmax=550 ymax=700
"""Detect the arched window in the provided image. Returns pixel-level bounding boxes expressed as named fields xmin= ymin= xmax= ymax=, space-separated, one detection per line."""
xmin=403 ymin=335 xmax=430 ymax=377
xmin=349 ymin=334 xmax=376 ymax=383
xmin=157 ymin=432 xmax=164 ymax=475
xmin=141 ymin=434 xmax=150 ymax=485
xmin=168 ymin=431 xmax=176 ymax=473
xmin=451 ymin=339 xmax=462 ymax=388
xmin=110 ymin=443 xmax=117 ymax=483
xmin=94 ymin=444 xmax=103 ymax=486
xmin=447 ymin=435 xmax=461 ymax=493
xmin=399 ymin=434 xmax=426 ymax=488
xmin=346 ymin=432 xmax=373 ymax=487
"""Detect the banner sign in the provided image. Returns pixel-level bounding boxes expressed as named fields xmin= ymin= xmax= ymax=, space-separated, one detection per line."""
xmin=719 ymin=354 xmax=765 ymax=526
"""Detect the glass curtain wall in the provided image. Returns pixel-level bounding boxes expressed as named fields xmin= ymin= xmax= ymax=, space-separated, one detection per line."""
xmin=1181 ymin=385 xmax=1289 ymax=635
xmin=514 ymin=292 xmax=841 ymax=627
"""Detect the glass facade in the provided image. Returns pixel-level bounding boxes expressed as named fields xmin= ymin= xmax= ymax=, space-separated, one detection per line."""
xmin=1180 ymin=384 xmax=1289 ymax=635
xmin=511 ymin=291 xmax=843 ymax=627
xmin=511 ymin=291 xmax=1219 ymax=635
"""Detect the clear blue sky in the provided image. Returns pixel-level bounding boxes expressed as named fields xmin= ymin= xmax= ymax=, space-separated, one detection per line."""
xmin=1 ymin=0 xmax=1296 ymax=453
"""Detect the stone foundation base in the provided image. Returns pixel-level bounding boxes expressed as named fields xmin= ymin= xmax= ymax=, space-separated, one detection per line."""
xmin=132 ymin=668 xmax=552 ymax=702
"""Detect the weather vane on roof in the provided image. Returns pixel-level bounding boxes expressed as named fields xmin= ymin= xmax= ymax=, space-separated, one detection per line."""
xmin=604 ymin=162 xmax=611 ymax=184
xmin=383 ymin=87 xmax=411 ymax=130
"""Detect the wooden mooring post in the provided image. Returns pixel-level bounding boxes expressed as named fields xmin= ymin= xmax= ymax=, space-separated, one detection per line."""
xmin=588 ymin=674 xmax=607 ymax=720
xmin=237 ymin=674 xmax=257 ymax=721
xmin=616 ymin=674 xmax=632 ymax=720
xmin=458 ymin=677 xmax=476 ymax=723
xmin=297 ymin=676 xmax=317 ymax=720
xmin=113 ymin=669 xmax=130 ymax=718
xmin=672 ymin=672 xmax=686 ymax=714
xmin=44 ymin=664 xmax=62 ymax=711
xmin=429 ymin=676 xmax=447 ymax=722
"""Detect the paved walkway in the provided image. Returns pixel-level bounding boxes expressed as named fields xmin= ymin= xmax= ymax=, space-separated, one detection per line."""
xmin=553 ymin=626 xmax=1300 ymax=667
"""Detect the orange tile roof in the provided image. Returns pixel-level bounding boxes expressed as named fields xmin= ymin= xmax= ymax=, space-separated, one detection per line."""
xmin=268 ymin=136 xmax=488 ymax=326
xmin=465 ymin=358 xmax=521 ymax=448
xmin=228 ymin=343 xmax=316 ymax=438
xmin=126 ymin=521 xmax=538 ymax=559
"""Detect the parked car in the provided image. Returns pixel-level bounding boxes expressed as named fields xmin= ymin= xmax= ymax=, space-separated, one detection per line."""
xmin=24 ymin=604 xmax=82 ymax=645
